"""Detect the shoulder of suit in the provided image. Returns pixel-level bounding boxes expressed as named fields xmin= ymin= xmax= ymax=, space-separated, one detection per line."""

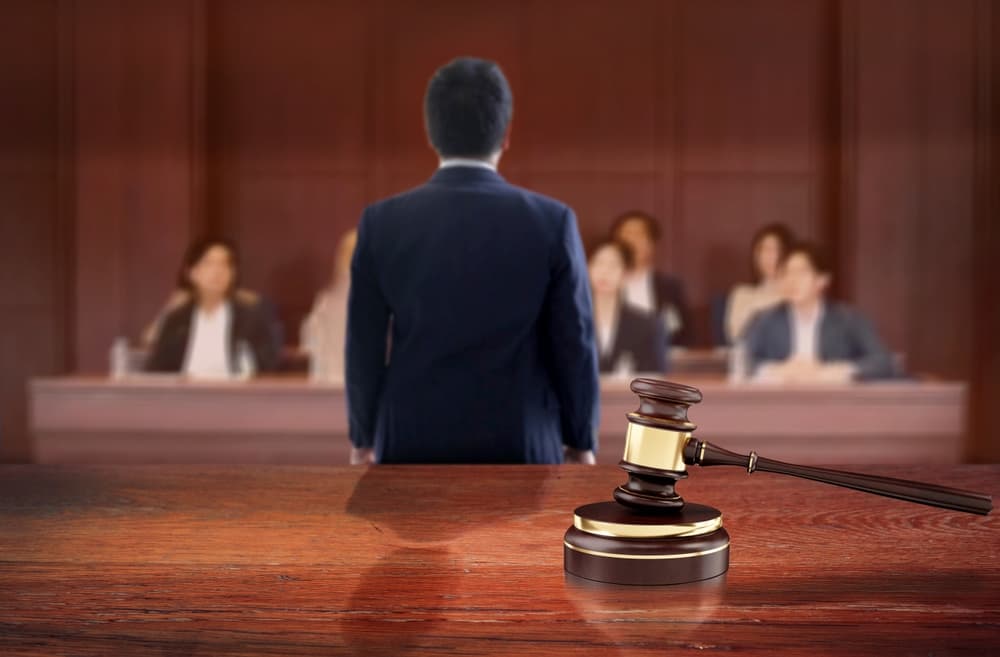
xmin=823 ymin=301 xmax=867 ymax=327
xmin=503 ymin=184 xmax=572 ymax=217
xmin=364 ymin=182 xmax=433 ymax=217
xmin=750 ymin=301 xmax=790 ymax=330
xmin=160 ymin=298 xmax=196 ymax=330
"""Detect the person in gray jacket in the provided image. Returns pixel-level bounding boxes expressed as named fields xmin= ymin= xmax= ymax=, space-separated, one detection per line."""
xmin=744 ymin=242 xmax=896 ymax=383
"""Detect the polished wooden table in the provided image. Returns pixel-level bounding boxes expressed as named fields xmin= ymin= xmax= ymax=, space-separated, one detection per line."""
xmin=0 ymin=465 xmax=996 ymax=656
xmin=30 ymin=376 xmax=968 ymax=465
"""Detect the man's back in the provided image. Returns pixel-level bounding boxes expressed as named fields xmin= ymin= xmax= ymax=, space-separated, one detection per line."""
xmin=346 ymin=165 xmax=599 ymax=463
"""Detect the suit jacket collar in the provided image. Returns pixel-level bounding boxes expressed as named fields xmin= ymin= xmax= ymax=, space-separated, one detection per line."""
xmin=429 ymin=165 xmax=507 ymax=186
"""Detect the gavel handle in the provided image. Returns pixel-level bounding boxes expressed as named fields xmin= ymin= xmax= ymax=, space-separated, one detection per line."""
xmin=684 ymin=439 xmax=993 ymax=516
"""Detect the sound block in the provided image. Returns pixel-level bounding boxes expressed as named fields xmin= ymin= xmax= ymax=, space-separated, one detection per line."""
xmin=564 ymin=501 xmax=729 ymax=585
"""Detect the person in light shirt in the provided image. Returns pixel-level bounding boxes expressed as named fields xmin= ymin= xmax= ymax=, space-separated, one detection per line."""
xmin=725 ymin=222 xmax=795 ymax=344
xmin=300 ymin=229 xmax=357 ymax=383
xmin=588 ymin=239 xmax=668 ymax=375
xmin=145 ymin=238 xmax=278 ymax=378
xmin=743 ymin=242 xmax=896 ymax=383
xmin=610 ymin=210 xmax=692 ymax=347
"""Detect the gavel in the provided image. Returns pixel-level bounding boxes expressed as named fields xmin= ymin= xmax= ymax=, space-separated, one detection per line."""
xmin=564 ymin=378 xmax=993 ymax=586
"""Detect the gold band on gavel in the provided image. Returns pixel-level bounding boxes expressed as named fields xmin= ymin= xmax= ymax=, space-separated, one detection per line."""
xmin=621 ymin=422 xmax=692 ymax=472
xmin=573 ymin=513 xmax=723 ymax=539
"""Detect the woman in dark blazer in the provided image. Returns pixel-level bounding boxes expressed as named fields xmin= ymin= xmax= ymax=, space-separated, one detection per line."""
xmin=588 ymin=239 xmax=668 ymax=374
xmin=610 ymin=211 xmax=693 ymax=347
xmin=145 ymin=238 xmax=278 ymax=377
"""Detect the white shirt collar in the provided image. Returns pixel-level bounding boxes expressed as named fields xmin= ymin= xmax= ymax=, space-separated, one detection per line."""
xmin=438 ymin=158 xmax=497 ymax=172
xmin=183 ymin=302 xmax=233 ymax=379
xmin=790 ymin=302 xmax=825 ymax=361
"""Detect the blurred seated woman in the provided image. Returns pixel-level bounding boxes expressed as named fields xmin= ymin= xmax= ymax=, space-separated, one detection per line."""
xmin=725 ymin=222 xmax=795 ymax=344
xmin=145 ymin=238 xmax=279 ymax=378
xmin=743 ymin=242 xmax=896 ymax=383
xmin=610 ymin=210 xmax=692 ymax=346
xmin=589 ymin=239 xmax=668 ymax=375
xmin=300 ymin=229 xmax=357 ymax=383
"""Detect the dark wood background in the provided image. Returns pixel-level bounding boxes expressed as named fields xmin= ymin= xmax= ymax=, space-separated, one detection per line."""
xmin=1 ymin=0 xmax=997 ymax=463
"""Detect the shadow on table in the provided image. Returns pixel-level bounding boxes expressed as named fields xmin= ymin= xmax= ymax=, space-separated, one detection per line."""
xmin=338 ymin=465 xmax=553 ymax=655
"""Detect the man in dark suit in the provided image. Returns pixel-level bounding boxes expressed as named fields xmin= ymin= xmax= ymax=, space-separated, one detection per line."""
xmin=345 ymin=57 xmax=599 ymax=465
xmin=743 ymin=243 xmax=896 ymax=382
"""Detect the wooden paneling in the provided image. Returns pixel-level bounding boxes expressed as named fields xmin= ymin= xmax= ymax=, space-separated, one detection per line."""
xmin=0 ymin=0 xmax=65 ymax=462
xmin=849 ymin=0 xmax=979 ymax=380
xmin=517 ymin=0 xmax=660 ymax=174
xmin=73 ymin=0 xmax=201 ymax=372
xmin=969 ymin=0 xmax=999 ymax=463
xmin=678 ymin=0 xmax=829 ymax=175
xmin=676 ymin=0 xmax=832 ymax=341
xmin=526 ymin=173 xmax=659 ymax=248
xmin=374 ymin=0 xmax=523 ymax=178
xmin=207 ymin=0 xmax=370 ymax=334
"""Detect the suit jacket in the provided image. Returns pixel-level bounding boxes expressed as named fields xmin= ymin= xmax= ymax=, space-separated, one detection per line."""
xmin=598 ymin=302 xmax=669 ymax=374
xmin=145 ymin=298 xmax=280 ymax=375
xmin=651 ymin=272 xmax=693 ymax=347
xmin=346 ymin=166 xmax=600 ymax=464
xmin=743 ymin=301 xmax=896 ymax=380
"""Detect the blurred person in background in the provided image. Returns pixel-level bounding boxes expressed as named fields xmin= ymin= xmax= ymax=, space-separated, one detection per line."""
xmin=743 ymin=242 xmax=896 ymax=383
xmin=301 ymin=229 xmax=357 ymax=383
xmin=588 ymin=239 xmax=668 ymax=375
xmin=146 ymin=238 xmax=279 ymax=378
xmin=725 ymin=223 xmax=796 ymax=344
xmin=142 ymin=282 xmax=284 ymax=358
xmin=610 ymin=210 xmax=692 ymax=347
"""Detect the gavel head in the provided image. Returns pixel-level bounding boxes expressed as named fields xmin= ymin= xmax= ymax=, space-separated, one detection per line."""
xmin=613 ymin=378 xmax=703 ymax=512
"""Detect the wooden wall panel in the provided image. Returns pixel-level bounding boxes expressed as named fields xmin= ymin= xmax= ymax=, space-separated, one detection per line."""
xmin=525 ymin=174 xmax=659 ymax=248
xmin=0 ymin=0 xmax=64 ymax=462
xmin=677 ymin=0 xmax=831 ymax=340
xmin=219 ymin=174 xmax=367 ymax=331
xmin=516 ymin=0 xmax=662 ymax=247
xmin=208 ymin=0 xmax=370 ymax=333
xmin=73 ymin=0 xmax=200 ymax=372
xmin=375 ymin=0 xmax=523 ymax=182
xmin=517 ymin=0 xmax=660 ymax=174
xmin=850 ymin=0 xmax=979 ymax=379
xmin=969 ymin=0 xmax=999 ymax=463
xmin=678 ymin=0 xmax=828 ymax=175
xmin=904 ymin=1 xmax=977 ymax=380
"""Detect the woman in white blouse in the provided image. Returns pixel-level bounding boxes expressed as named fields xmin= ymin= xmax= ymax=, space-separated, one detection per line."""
xmin=145 ymin=238 xmax=278 ymax=378
xmin=588 ymin=239 xmax=668 ymax=375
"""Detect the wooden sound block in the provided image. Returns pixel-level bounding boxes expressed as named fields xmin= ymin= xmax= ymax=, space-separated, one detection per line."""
xmin=564 ymin=501 xmax=730 ymax=585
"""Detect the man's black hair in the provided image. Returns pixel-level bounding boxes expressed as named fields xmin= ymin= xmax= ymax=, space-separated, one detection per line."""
xmin=782 ymin=241 xmax=832 ymax=275
xmin=424 ymin=57 xmax=513 ymax=159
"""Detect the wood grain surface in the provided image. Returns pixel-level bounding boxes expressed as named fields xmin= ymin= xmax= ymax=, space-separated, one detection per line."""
xmin=0 ymin=465 xmax=997 ymax=656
